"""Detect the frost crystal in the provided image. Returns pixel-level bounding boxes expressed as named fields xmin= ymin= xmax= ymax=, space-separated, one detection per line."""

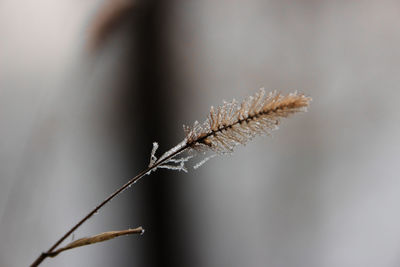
xmin=157 ymin=139 xmax=187 ymax=163
xmin=159 ymin=154 xmax=194 ymax=173
xmin=193 ymin=154 xmax=216 ymax=169
xmin=148 ymin=142 xmax=159 ymax=167
xmin=146 ymin=140 xmax=194 ymax=174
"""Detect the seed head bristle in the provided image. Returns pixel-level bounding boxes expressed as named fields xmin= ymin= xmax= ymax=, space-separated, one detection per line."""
xmin=185 ymin=89 xmax=311 ymax=154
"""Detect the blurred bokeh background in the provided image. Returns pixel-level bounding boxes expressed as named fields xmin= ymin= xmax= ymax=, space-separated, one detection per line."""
xmin=1 ymin=0 xmax=400 ymax=266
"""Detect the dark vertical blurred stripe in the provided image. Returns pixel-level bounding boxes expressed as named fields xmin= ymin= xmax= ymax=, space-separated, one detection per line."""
xmin=116 ymin=0 xmax=189 ymax=266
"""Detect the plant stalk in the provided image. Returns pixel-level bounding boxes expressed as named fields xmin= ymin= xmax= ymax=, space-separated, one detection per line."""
xmin=31 ymin=144 xmax=189 ymax=267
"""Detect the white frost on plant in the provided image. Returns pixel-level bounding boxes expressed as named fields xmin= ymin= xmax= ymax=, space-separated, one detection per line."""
xmin=157 ymin=139 xmax=187 ymax=164
xmin=158 ymin=154 xmax=194 ymax=173
xmin=147 ymin=140 xmax=194 ymax=174
xmin=148 ymin=142 xmax=159 ymax=167
xmin=193 ymin=154 xmax=217 ymax=169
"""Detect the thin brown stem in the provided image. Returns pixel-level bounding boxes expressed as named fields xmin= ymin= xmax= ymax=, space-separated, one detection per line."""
xmin=31 ymin=144 xmax=189 ymax=267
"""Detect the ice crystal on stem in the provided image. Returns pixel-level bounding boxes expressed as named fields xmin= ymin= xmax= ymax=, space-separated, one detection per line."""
xmin=148 ymin=142 xmax=159 ymax=167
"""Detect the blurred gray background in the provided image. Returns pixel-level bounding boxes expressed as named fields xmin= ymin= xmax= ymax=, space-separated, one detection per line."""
xmin=1 ymin=0 xmax=400 ymax=266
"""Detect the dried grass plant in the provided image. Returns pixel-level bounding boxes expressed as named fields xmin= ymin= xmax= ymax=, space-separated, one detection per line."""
xmin=31 ymin=89 xmax=311 ymax=266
